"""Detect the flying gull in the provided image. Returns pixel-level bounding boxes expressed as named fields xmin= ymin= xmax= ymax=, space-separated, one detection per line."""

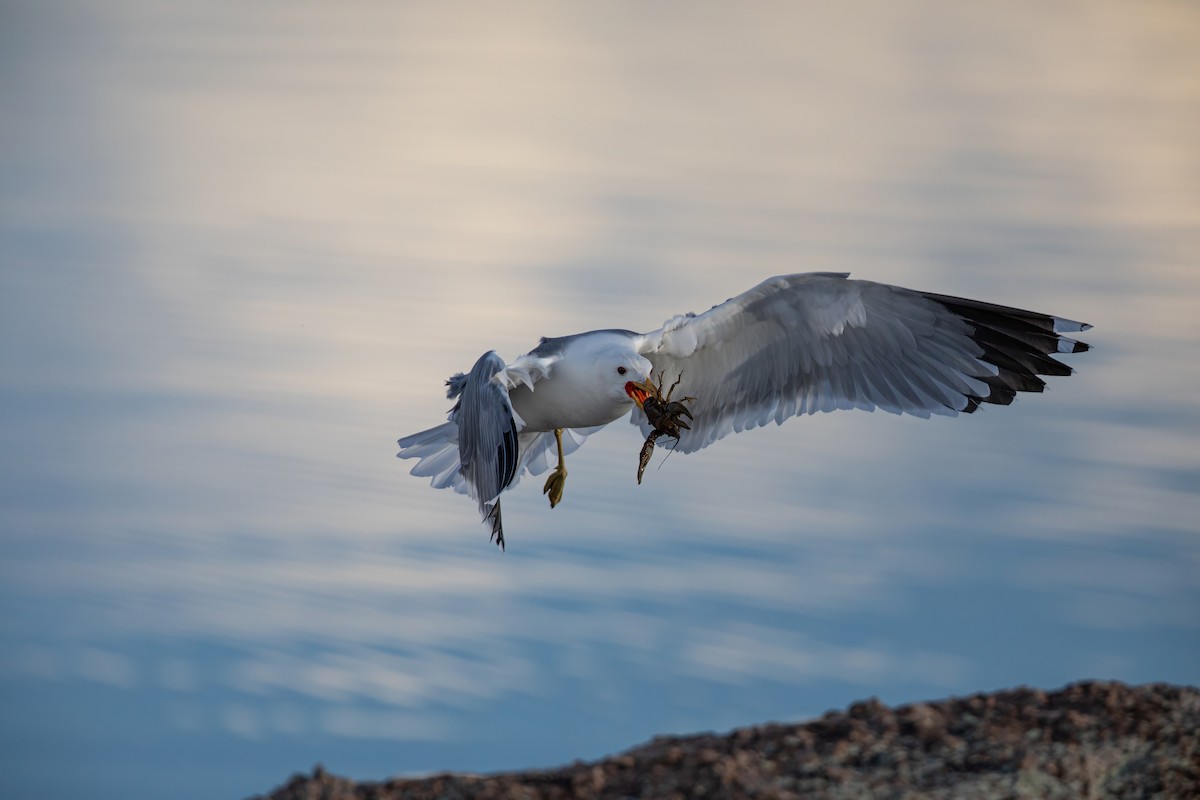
xmin=398 ymin=273 xmax=1090 ymax=549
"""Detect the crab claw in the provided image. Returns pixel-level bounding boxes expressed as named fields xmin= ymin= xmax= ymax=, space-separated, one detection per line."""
xmin=624 ymin=379 xmax=655 ymax=409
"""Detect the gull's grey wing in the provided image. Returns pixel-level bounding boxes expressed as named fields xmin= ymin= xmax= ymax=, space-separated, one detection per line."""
xmin=398 ymin=348 xmax=584 ymax=549
xmin=453 ymin=351 xmax=520 ymax=548
xmin=633 ymin=272 xmax=1090 ymax=453
xmin=398 ymin=351 xmax=518 ymax=549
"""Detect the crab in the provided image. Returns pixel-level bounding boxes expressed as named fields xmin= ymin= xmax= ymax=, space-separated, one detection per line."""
xmin=624 ymin=371 xmax=697 ymax=484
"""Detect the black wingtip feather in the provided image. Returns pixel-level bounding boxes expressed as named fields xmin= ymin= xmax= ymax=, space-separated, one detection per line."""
xmin=920 ymin=291 xmax=1089 ymax=410
xmin=497 ymin=421 xmax=520 ymax=494
xmin=487 ymin=501 xmax=505 ymax=551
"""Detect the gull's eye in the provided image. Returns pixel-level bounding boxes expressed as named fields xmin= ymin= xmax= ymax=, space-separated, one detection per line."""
xmin=617 ymin=366 xmax=627 ymax=375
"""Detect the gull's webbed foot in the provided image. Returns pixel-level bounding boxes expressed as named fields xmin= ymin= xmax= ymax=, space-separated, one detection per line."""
xmin=542 ymin=428 xmax=568 ymax=509
xmin=542 ymin=463 xmax=567 ymax=509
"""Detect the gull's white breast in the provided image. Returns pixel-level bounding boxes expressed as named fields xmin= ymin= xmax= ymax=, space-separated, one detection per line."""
xmin=509 ymin=332 xmax=638 ymax=432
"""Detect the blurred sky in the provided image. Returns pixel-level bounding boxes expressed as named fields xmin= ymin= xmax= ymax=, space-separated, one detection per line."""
xmin=2 ymin=2 xmax=1199 ymax=799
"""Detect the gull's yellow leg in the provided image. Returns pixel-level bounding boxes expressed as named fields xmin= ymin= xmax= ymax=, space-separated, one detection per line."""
xmin=542 ymin=428 xmax=568 ymax=509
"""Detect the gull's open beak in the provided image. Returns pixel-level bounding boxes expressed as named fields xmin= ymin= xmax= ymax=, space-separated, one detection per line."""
xmin=624 ymin=379 xmax=653 ymax=410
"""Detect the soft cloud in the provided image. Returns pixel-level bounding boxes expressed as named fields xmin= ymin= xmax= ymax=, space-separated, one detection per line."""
xmin=320 ymin=707 xmax=454 ymax=742
xmin=77 ymin=647 xmax=138 ymax=689
xmin=681 ymin=622 xmax=968 ymax=689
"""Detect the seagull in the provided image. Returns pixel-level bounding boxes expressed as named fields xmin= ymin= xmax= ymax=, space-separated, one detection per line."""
xmin=398 ymin=273 xmax=1090 ymax=549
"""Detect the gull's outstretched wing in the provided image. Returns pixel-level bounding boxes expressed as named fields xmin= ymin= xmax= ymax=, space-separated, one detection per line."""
xmin=633 ymin=272 xmax=1091 ymax=453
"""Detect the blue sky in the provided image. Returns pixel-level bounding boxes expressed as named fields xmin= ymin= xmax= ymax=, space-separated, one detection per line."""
xmin=2 ymin=2 xmax=1198 ymax=799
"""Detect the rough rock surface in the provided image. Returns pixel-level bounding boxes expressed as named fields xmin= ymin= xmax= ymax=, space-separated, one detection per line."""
xmin=255 ymin=681 xmax=1198 ymax=799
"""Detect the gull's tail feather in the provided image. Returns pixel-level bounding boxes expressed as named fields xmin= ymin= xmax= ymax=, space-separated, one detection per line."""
xmin=397 ymin=422 xmax=470 ymax=494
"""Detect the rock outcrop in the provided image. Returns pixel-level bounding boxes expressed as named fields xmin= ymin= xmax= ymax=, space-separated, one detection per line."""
xmin=256 ymin=681 xmax=1199 ymax=799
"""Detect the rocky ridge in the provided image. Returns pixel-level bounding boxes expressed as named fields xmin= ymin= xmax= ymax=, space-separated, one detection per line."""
xmin=256 ymin=681 xmax=1198 ymax=799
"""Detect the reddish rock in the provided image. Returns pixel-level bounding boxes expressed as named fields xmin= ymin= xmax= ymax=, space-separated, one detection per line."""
xmin=254 ymin=681 xmax=1199 ymax=800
